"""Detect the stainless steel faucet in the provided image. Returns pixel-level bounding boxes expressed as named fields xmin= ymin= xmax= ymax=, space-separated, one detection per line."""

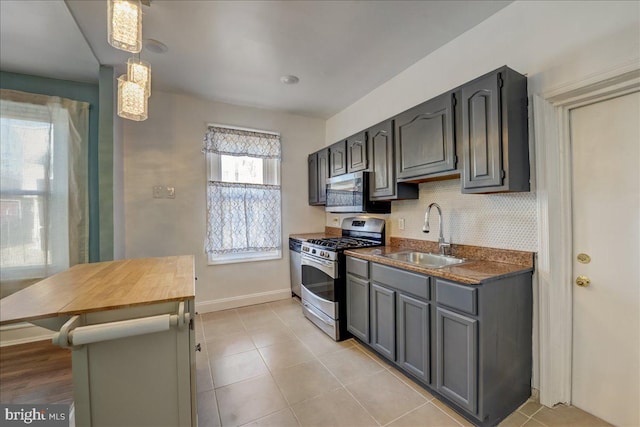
xmin=423 ymin=202 xmax=451 ymax=255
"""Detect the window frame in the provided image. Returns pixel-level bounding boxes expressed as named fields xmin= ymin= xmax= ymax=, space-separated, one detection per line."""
xmin=204 ymin=124 xmax=282 ymax=266
xmin=0 ymin=113 xmax=54 ymax=281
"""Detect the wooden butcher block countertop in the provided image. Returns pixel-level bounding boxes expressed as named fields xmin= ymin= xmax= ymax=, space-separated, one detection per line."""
xmin=0 ymin=255 xmax=195 ymax=326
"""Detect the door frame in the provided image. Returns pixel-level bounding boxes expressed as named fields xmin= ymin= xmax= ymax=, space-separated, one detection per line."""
xmin=533 ymin=60 xmax=640 ymax=407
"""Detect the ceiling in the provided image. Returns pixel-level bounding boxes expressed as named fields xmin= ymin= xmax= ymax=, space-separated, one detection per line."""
xmin=1 ymin=1 xmax=512 ymax=118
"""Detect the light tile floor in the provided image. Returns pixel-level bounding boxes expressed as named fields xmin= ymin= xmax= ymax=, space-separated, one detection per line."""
xmin=195 ymin=298 xmax=611 ymax=427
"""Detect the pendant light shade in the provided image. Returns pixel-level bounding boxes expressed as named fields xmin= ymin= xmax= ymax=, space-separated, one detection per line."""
xmin=117 ymin=75 xmax=148 ymax=121
xmin=108 ymin=0 xmax=142 ymax=53
xmin=127 ymin=57 xmax=151 ymax=97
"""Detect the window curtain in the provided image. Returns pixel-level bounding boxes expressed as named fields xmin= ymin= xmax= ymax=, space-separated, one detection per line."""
xmin=0 ymin=89 xmax=89 ymax=296
xmin=203 ymin=126 xmax=281 ymax=255
xmin=202 ymin=126 xmax=281 ymax=159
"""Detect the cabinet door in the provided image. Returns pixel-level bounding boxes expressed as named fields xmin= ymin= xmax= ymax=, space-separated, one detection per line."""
xmin=370 ymin=283 xmax=396 ymax=361
xmin=308 ymin=152 xmax=319 ymax=205
xmin=461 ymin=72 xmax=503 ymax=190
xmin=436 ymin=307 xmax=478 ymax=414
xmin=395 ymin=92 xmax=457 ymax=179
xmin=369 ymin=120 xmax=395 ymax=199
xmin=330 ymin=140 xmax=347 ymax=176
xmin=347 ymin=131 xmax=368 ymax=173
xmin=317 ymin=148 xmax=329 ymax=204
xmin=397 ymin=294 xmax=430 ymax=383
xmin=346 ymin=274 xmax=369 ymax=342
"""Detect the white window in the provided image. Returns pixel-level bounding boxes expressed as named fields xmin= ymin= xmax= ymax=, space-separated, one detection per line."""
xmin=203 ymin=125 xmax=282 ymax=265
xmin=0 ymin=90 xmax=90 ymax=298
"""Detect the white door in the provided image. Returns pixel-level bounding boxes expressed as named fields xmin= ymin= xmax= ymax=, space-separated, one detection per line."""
xmin=570 ymin=91 xmax=640 ymax=427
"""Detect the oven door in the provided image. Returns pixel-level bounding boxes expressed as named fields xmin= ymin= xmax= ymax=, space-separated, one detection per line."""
xmin=301 ymin=254 xmax=338 ymax=318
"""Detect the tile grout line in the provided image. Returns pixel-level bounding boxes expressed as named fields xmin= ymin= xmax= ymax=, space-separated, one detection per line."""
xmin=381 ymin=402 xmax=430 ymax=427
xmin=429 ymin=400 xmax=466 ymax=427
xmin=525 ymin=405 xmax=549 ymax=427
xmin=252 ymin=302 xmax=441 ymax=427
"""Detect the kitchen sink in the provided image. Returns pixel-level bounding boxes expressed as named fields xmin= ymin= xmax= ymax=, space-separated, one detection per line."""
xmin=381 ymin=251 xmax=467 ymax=268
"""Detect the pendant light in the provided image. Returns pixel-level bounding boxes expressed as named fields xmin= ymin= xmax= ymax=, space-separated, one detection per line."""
xmin=108 ymin=0 xmax=142 ymax=53
xmin=127 ymin=57 xmax=151 ymax=98
xmin=117 ymin=75 xmax=148 ymax=121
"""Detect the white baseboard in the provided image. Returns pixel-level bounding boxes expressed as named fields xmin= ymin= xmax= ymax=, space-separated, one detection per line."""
xmin=0 ymin=323 xmax=54 ymax=347
xmin=196 ymin=288 xmax=292 ymax=313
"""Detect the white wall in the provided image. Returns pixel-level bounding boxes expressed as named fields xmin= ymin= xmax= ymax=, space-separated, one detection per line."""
xmin=123 ymin=91 xmax=326 ymax=311
xmin=324 ymin=1 xmax=639 ymax=252
xmin=326 ymin=1 xmax=639 ymax=144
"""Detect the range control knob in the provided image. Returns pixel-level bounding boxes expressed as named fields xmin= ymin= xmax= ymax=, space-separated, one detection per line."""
xmin=311 ymin=249 xmax=316 ymax=254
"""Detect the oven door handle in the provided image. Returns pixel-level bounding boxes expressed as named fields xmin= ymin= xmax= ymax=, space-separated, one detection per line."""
xmin=303 ymin=302 xmax=333 ymax=326
xmin=301 ymin=254 xmax=336 ymax=278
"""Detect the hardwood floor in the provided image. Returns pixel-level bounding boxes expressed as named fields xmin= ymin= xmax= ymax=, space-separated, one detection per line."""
xmin=0 ymin=339 xmax=73 ymax=405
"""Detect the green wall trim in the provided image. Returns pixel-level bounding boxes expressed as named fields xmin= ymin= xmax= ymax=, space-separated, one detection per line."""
xmin=0 ymin=71 xmax=101 ymax=262
xmin=98 ymin=66 xmax=115 ymax=261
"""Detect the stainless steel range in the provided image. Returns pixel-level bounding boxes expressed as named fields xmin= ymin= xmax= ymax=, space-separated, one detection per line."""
xmin=301 ymin=217 xmax=385 ymax=340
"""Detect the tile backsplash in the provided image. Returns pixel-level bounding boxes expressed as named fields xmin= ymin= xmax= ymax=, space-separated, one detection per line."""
xmin=325 ymin=178 xmax=538 ymax=252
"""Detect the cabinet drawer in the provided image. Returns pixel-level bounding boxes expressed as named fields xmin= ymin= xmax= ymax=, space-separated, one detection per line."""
xmin=371 ymin=263 xmax=430 ymax=300
xmin=436 ymin=279 xmax=477 ymax=316
xmin=347 ymin=256 xmax=369 ymax=279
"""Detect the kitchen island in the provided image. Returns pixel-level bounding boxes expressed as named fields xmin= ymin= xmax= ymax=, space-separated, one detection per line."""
xmin=0 ymin=256 xmax=197 ymax=427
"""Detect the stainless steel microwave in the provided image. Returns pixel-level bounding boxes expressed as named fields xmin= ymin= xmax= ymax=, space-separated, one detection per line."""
xmin=325 ymin=171 xmax=391 ymax=213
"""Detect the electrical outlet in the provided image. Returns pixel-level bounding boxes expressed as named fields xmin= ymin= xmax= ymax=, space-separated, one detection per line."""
xmin=153 ymin=186 xmax=164 ymax=198
xmin=398 ymin=218 xmax=405 ymax=230
xmin=167 ymin=187 xmax=175 ymax=199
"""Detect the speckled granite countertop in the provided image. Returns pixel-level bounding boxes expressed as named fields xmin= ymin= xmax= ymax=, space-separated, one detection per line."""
xmin=345 ymin=243 xmax=534 ymax=285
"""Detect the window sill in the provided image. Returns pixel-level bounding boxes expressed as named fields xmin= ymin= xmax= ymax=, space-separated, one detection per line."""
xmin=207 ymin=250 xmax=281 ymax=266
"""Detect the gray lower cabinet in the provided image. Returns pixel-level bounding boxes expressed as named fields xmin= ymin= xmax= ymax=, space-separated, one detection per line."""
xmin=346 ymin=273 xmax=369 ymax=342
xmin=370 ymin=283 xmax=396 ymax=361
xmin=436 ymin=306 xmax=478 ymax=413
xmin=345 ymin=256 xmax=533 ymax=427
xmin=397 ymin=293 xmax=430 ymax=383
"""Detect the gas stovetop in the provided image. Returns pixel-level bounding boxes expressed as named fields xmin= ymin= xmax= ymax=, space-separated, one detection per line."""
xmin=304 ymin=237 xmax=381 ymax=251
xmin=300 ymin=217 xmax=385 ymax=261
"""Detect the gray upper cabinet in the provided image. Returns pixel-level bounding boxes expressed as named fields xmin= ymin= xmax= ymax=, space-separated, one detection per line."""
xmin=308 ymin=148 xmax=329 ymax=205
xmin=395 ymin=92 xmax=457 ymax=181
xmin=329 ymin=140 xmax=347 ymax=176
xmin=308 ymin=153 xmax=319 ymax=205
xmin=317 ymin=148 xmax=329 ymax=204
xmin=346 ymin=131 xmax=368 ymax=173
xmin=368 ymin=120 xmax=418 ymax=201
xmin=461 ymin=66 xmax=529 ymax=193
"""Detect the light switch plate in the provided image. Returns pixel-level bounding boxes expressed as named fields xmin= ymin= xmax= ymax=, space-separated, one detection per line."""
xmin=167 ymin=187 xmax=175 ymax=199
xmin=153 ymin=186 xmax=164 ymax=198
xmin=398 ymin=218 xmax=405 ymax=230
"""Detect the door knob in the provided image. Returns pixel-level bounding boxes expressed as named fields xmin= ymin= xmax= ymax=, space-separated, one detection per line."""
xmin=576 ymin=276 xmax=591 ymax=287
